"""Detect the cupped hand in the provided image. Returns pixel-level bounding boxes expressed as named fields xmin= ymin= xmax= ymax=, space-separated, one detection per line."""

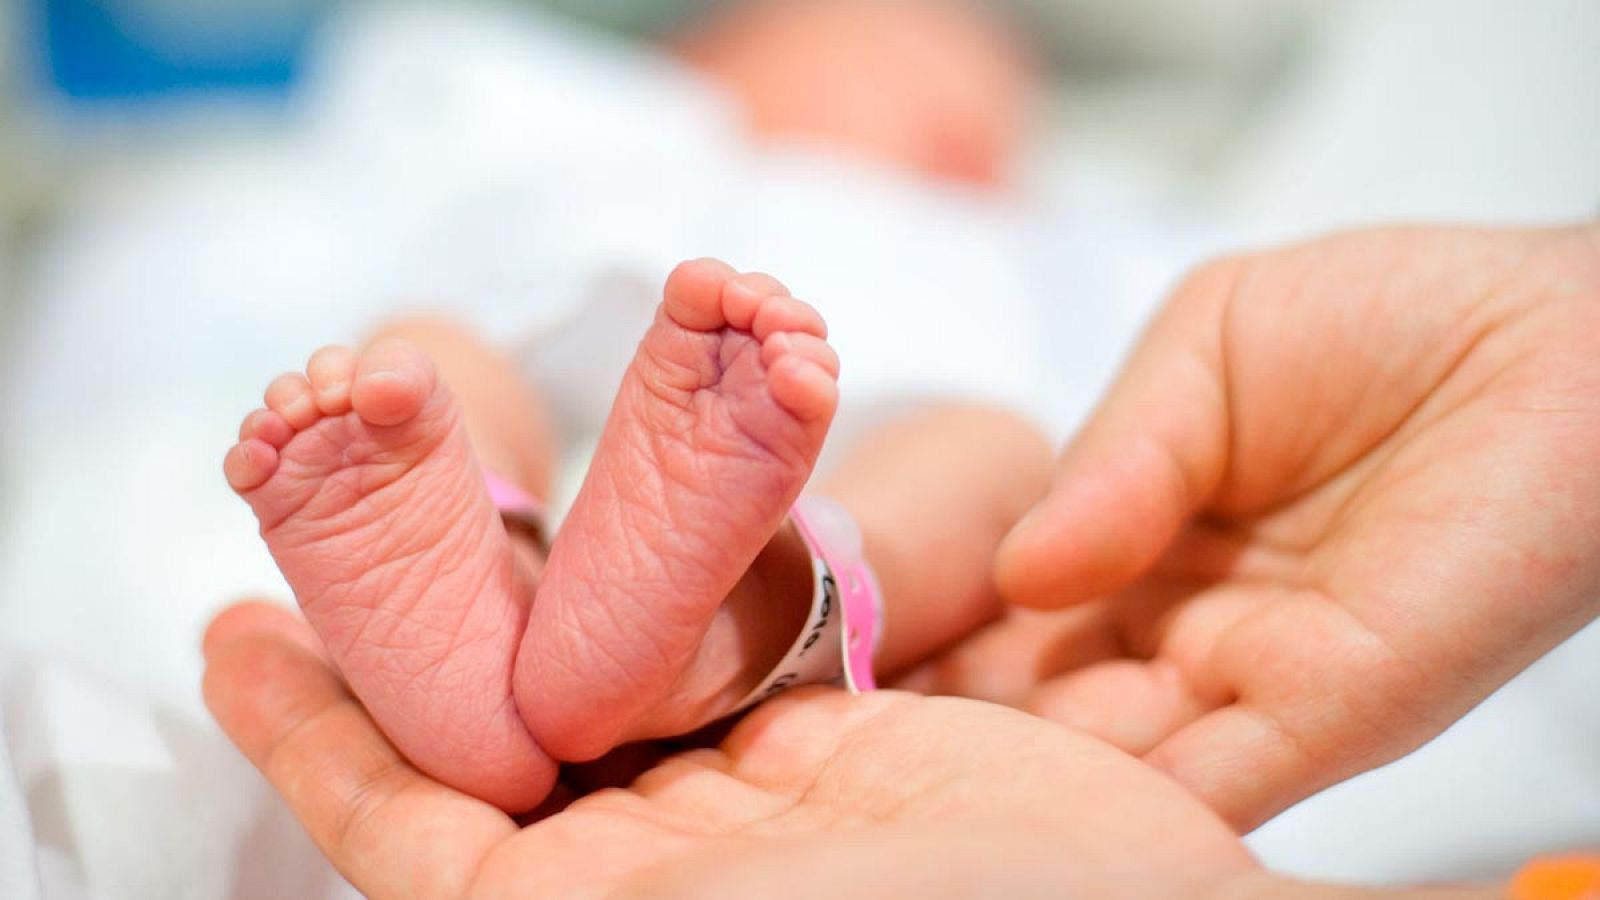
xmin=202 ymin=601 xmax=1253 ymax=899
xmin=938 ymin=224 xmax=1600 ymax=830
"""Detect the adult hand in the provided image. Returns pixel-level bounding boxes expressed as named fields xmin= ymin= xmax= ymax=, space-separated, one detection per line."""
xmin=202 ymin=601 xmax=1253 ymax=898
xmin=947 ymin=224 xmax=1600 ymax=831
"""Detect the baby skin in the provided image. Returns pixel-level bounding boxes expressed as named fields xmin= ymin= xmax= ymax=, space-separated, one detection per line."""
xmin=225 ymin=260 xmax=1051 ymax=811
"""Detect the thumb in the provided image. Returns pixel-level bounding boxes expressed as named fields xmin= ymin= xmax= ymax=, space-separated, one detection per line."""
xmin=995 ymin=260 xmax=1238 ymax=607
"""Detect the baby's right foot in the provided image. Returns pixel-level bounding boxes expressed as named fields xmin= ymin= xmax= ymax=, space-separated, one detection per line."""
xmin=516 ymin=259 xmax=841 ymax=760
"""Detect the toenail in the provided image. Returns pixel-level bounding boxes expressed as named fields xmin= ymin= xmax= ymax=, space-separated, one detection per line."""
xmin=362 ymin=368 xmax=406 ymax=387
xmin=729 ymin=277 xmax=773 ymax=305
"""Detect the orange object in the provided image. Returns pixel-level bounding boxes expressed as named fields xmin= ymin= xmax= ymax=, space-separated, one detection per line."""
xmin=1511 ymin=854 xmax=1600 ymax=900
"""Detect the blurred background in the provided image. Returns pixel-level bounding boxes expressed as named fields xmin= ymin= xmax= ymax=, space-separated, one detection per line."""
xmin=0 ymin=0 xmax=1597 ymax=896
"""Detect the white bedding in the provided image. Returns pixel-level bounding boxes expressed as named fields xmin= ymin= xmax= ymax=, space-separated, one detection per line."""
xmin=1 ymin=0 xmax=1596 ymax=895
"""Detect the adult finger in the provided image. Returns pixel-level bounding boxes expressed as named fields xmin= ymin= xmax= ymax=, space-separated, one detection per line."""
xmin=994 ymin=259 xmax=1238 ymax=608
xmin=202 ymin=601 xmax=516 ymax=899
xmin=1143 ymin=703 xmax=1346 ymax=833
xmin=889 ymin=606 xmax=1121 ymax=707
xmin=200 ymin=598 xmax=329 ymax=662
xmin=1025 ymin=659 xmax=1210 ymax=757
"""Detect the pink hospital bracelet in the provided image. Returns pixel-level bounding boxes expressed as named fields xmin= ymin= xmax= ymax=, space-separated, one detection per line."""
xmin=731 ymin=495 xmax=883 ymax=712
xmin=485 ymin=474 xmax=882 ymax=710
xmin=484 ymin=470 xmax=549 ymax=552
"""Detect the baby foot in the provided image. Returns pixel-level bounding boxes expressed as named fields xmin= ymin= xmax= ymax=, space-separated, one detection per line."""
xmin=517 ymin=259 xmax=841 ymax=760
xmin=224 ymin=341 xmax=556 ymax=811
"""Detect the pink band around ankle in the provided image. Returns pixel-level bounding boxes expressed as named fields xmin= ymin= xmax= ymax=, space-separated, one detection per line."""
xmin=732 ymin=495 xmax=883 ymax=713
xmin=487 ymin=473 xmax=880 ymax=712
xmin=485 ymin=471 xmax=549 ymax=551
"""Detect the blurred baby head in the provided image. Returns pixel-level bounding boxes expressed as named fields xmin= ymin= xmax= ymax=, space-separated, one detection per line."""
xmin=677 ymin=0 xmax=1038 ymax=187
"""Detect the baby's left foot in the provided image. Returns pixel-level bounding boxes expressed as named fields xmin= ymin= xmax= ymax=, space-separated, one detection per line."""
xmin=224 ymin=341 xmax=556 ymax=810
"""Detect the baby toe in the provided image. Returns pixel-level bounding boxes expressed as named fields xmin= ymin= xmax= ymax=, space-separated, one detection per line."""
xmin=306 ymin=345 xmax=358 ymax=416
xmin=239 ymin=408 xmax=294 ymax=448
xmin=351 ymin=338 xmax=438 ymax=427
xmin=761 ymin=332 xmax=839 ymax=379
xmin=767 ymin=353 xmax=841 ymax=423
xmin=663 ymin=258 xmax=739 ymax=332
xmin=752 ymin=295 xmax=827 ymax=341
xmin=264 ymin=372 xmax=320 ymax=430
xmin=224 ymin=439 xmax=280 ymax=492
xmin=722 ymin=272 xmax=792 ymax=330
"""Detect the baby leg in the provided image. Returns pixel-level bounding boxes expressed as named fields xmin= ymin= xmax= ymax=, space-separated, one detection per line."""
xmin=822 ymin=404 xmax=1054 ymax=676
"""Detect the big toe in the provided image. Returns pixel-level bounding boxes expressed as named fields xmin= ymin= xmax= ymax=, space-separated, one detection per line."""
xmin=351 ymin=338 xmax=437 ymax=427
xmin=662 ymin=257 xmax=740 ymax=331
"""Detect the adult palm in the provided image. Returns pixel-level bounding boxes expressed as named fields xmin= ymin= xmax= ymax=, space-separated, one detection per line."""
xmin=202 ymin=601 xmax=1253 ymax=899
xmin=949 ymin=224 xmax=1600 ymax=830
